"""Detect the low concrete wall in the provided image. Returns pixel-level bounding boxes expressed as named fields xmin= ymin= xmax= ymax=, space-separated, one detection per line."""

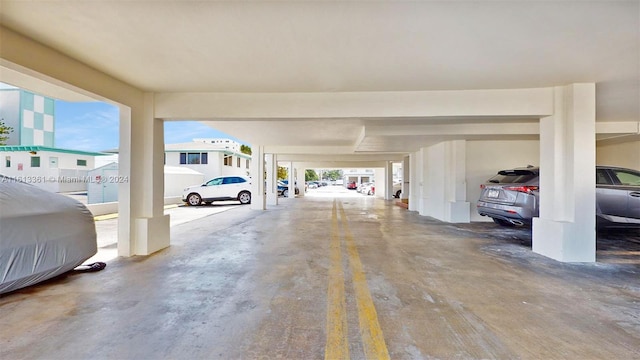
xmin=86 ymin=197 xmax=184 ymax=216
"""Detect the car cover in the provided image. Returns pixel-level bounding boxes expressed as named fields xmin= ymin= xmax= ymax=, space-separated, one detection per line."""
xmin=0 ymin=175 xmax=97 ymax=294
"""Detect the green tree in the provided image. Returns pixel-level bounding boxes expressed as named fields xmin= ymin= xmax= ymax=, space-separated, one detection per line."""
xmin=277 ymin=166 xmax=288 ymax=180
xmin=240 ymin=144 xmax=252 ymax=155
xmin=0 ymin=118 xmax=14 ymax=145
xmin=305 ymin=169 xmax=318 ymax=181
xmin=323 ymin=169 xmax=343 ymax=181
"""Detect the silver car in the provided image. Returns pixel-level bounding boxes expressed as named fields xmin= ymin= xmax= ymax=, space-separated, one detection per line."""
xmin=477 ymin=165 xmax=640 ymax=227
xmin=596 ymin=166 xmax=640 ymax=227
xmin=477 ymin=166 xmax=540 ymax=226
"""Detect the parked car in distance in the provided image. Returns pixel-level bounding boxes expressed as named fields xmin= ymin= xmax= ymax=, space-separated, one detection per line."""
xmin=278 ymin=180 xmax=300 ymax=197
xmin=477 ymin=165 xmax=640 ymax=228
xmin=347 ymin=181 xmax=357 ymax=190
xmin=357 ymin=182 xmax=370 ymax=193
xmin=361 ymin=182 xmax=375 ymax=195
xmin=183 ymin=175 xmax=251 ymax=205
xmin=393 ymin=182 xmax=402 ymax=198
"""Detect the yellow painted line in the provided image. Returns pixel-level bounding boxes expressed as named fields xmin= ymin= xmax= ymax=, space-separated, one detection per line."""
xmin=338 ymin=201 xmax=390 ymax=360
xmin=94 ymin=213 xmax=119 ymax=221
xmin=324 ymin=199 xmax=349 ymax=360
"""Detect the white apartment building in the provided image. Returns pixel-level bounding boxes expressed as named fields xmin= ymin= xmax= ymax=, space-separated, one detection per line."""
xmin=165 ymin=140 xmax=252 ymax=181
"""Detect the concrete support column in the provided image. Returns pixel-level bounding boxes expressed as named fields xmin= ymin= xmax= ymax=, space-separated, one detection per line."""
xmin=533 ymin=84 xmax=596 ymax=262
xmin=409 ymin=151 xmax=422 ymax=212
xmin=265 ymin=153 xmax=278 ymax=206
xmin=287 ymin=162 xmax=295 ymax=198
xmin=418 ymin=141 xmax=470 ymax=223
xmin=119 ymin=93 xmax=170 ymax=256
xmin=402 ymin=155 xmax=410 ymax=201
xmin=383 ymin=162 xmax=393 ymax=199
xmin=296 ymin=166 xmax=305 ymax=197
xmin=250 ymin=145 xmax=266 ymax=210
xmin=444 ymin=140 xmax=470 ymax=222
xmin=418 ymin=146 xmax=435 ymax=218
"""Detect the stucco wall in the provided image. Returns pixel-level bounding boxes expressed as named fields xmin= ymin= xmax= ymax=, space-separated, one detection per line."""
xmin=0 ymin=151 xmax=94 ymax=192
xmin=596 ymin=140 xmax=640 ymax=170
xmin=165 ymin=151 xmax=251 ymax=180
xmin=466 ymin=140 xmax=540 ymax=222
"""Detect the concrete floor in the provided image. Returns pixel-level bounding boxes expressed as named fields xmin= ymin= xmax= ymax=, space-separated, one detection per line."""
xmin=1 ymin=195 xmax=639 ymax=359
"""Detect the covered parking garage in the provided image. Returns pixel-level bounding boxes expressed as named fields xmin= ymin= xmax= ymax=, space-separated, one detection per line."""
xmin=1 ymin=1 xmax=639 ymax=358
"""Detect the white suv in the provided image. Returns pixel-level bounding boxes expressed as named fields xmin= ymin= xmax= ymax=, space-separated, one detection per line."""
xmin=182 ymin=176 xmax=252 ymax=206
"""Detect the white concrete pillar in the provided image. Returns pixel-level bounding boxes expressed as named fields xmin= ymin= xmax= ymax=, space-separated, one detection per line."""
xmin=266 ymin=153 xmax=278 ymax=206
xmin=384 ymin=162 xmax=393 ymax=200
xmin=409 ymin=151 xmax=422 ymax=212
xmin=402 ymin=155 xmax=410 ymax=201
xmin=287 ymin=162 xmax=295 ymax=198
xmin=117 ymin=105 xmax=133 ymax=257
xmin=418 ymin=141 xmax=470 ymax=223
xmin=419 ymin=146 xmax=438 ymax=218
xmin=445 ymin=140 xmax=470 ymax=223
xmin=296 ymin=166 xmax=305 ymax=197
xmin=250 ymin=145 xmax=266 ymax=210
xmin=119 ymin=93 xmax=170 ymax=256
xmin=533 ymin=84 xmax=596 ymax=262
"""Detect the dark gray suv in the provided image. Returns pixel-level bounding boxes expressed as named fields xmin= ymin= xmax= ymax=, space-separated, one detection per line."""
xmin=477 ymin=165 xmax=640 ymax=227
xmin=477 ymin=166 xmax=540 ymax=226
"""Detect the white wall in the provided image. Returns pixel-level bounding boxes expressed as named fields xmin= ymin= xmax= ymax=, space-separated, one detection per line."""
xmin=0 ymin=151 xmax=95 ymax=192
xmin=165 ymin=171 xmax=204 ymax=197
xmin=596 ymin=140 xmax=640 ymax=170
xmin=466 ymin=140 xmax=540 ymax=222
xmin=165 ymin=151 xmax=250 ymax=180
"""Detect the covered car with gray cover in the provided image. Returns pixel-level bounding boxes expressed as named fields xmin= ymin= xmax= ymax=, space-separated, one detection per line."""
xmin=1 ymin=175 xmax=97 ymax=294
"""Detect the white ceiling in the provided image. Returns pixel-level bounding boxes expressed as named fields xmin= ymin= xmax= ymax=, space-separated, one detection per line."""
xmin=1 ymin=1 xmax=638 ymax=157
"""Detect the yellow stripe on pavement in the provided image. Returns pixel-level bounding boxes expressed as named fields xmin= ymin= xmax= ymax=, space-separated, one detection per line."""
xmin=338 ymin=201 xmax=390 ymax=360
xmin=324 ymin=199 xmax=350 ymax=360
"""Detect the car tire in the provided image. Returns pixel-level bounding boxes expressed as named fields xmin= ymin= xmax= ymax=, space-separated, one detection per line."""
xmin=187 ymin=193 xmax=202 ymax=206
xmin=492 ymin=218 xmax=514 ymax=227
xmin=238 ymin=191 xmax=251 ymax=204
xmin=283 ymin=189 xmax=289 ymax=197
xmin=395 ymin=190 xmax=401 ymax=198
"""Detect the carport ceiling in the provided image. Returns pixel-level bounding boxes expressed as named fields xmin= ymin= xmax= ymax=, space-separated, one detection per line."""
xmin=1 ymin=1 xmax=639 ymax=154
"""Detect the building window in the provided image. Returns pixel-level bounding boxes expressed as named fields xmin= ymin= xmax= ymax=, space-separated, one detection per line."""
xmin=77 ymin=159 xmax=87 ymax=166
xmin=5 ymin=156 xmax=10 ymax=168
xmin=180 ymin=152 xmax=208 ymax=165
xmin=237 ymin=157 xmax=241 ymax=168
xmin=224 ymin=154 xmax=232 ymax=166
xmin=31 ymin=156 xmax=40 ymax=168
xmin=187 ymin=153 xmax=201 ymax=164
xmin=246 ymin=159 xmax=249 ymax=169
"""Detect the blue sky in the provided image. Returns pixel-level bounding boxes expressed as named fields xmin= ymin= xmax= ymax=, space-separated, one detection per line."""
xmin=1 ymin=82 xmax=246 ymax=152
xmin=55 ymin=100 xmax=247 ymax=152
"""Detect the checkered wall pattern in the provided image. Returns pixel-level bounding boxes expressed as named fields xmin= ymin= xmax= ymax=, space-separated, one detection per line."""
xmin=20 ymin=90 xmax=55 ymax=147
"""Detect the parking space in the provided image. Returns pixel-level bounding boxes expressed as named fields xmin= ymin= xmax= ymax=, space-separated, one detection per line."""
xmin=2 ymin=195 xmax=639 ymax=359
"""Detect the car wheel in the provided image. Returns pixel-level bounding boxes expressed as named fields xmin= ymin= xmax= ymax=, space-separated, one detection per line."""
xmin=238 ymin=191 xmax=251 ymax=204
xmin=283 ymin=189 xmax=289 ymax=197
xmin=492 ymin=218 xmax=514 ymax=227
xmin=395 ymin=190 xmax=401 ymax=198
xmin=187 ymin=193 xmax=202 ymax=206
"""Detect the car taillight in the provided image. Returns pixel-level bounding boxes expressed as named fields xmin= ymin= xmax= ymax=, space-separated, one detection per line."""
xmin=504 ymin=186 xmax=539 ymax=194
xmin=480 ymin=184 xmax=485 ymax=189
